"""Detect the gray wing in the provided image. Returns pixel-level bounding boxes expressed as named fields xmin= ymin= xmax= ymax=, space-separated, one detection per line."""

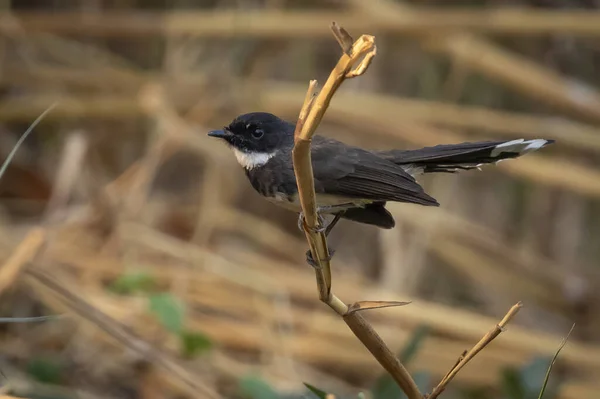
xmin=310 ymin=136 xmax=439 ymax=206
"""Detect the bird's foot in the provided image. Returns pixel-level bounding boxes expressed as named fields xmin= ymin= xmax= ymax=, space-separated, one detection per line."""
xmin=298 ymin=210 xmax=344 ymax=237
xmin=299 ymin=211 xmax=343 ymax=268
xmin=297 ymin=210 xmax=327 ymax=234
xmin=305 ymin=248 xmax=336 ymax=268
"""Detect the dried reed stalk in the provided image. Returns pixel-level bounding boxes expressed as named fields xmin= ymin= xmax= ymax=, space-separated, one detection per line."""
xmin=291 ymin=23 xmax=421 ymax=399
xmin=352 ymin=0 xmax=600 ymax=123
xmin=39 ymin=227 xmax=600 ymax=399
xmin=0 ymin=228 xmax=45 ymax=295
xmin=7 ymin=9 xmax=600 ymax=37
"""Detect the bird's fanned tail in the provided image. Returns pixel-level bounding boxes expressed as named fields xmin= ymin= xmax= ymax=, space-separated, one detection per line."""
xmin=377 ymin=139 xmax=554 ymax=174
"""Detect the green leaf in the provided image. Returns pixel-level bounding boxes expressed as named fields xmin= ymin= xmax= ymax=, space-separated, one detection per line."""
xmin=413 ymin=371 xmax=432 ymax=393
xmin=304 ymin=382 xmax=328 ymax=399
xmin=521 ymin=357 xmax=553 ymax=397
xmin=371 ymin=325 xmax=430 ymax=399
xmin=148 ymin=293 xmax=184 ymax=333
xmin=371 ymin=374 xmax=403 ymax=399
xmin=180 ymin=330 xmax=213 ymax=358
xmin=27 ymin=357 xmax=62 ymax=384
xmin=109 ymin=272 xmax=156 ymax=294
xmin=537 ymin=324 xmax=574 ymax=399
xmin=399 ymin=325 xmax=430 ymax=365
xmin=238 ymin=375 xmax=279 ymax=399
xmin=371 ymin=370 xmax=430 ymax=399
xmin=504 ymin=334 xmax=571 ymax=399
xmin=501 ymin=367 xmax=526 ymax=399
xmin=460 ymin=386 xmax=493 ymax=399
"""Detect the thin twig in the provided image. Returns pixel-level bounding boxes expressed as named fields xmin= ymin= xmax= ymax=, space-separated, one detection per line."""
xmin=0 ymin=102 xmax=57 ymax=180
xmin=293 ymin=80 xmax=318 ymax=141
xmin=427 ymin=302 xmax=523 ymax=399
xmin=0 ymin=315 xmax=64 ymax=323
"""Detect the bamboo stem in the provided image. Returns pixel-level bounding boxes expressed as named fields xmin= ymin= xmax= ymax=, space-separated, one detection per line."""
xmin=291 ymin=22 xmax=422 ymax=399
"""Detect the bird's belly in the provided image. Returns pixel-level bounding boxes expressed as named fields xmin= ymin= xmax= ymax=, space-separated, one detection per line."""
xmin=265 ymin=192 xmax=372 ymax=213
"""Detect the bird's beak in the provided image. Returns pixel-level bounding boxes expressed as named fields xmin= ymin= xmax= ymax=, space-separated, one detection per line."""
xmin=208 ymin=129 xmax=227 ymax=139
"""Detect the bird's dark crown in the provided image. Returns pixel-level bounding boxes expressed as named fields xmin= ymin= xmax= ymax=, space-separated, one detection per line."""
xmin=215 ymin=112 xmax=295 ymax=153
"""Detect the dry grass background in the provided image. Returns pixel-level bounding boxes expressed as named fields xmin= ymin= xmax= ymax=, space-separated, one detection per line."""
xmin=0 ymin=0 xmax=599 ymax=398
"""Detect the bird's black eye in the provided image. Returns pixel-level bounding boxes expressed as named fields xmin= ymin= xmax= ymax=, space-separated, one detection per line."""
xmin=251 ymin=129 xmax=264 ymax=139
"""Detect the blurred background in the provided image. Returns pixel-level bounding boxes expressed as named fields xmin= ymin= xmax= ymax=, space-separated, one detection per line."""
xmin=0 ymin=0 xmax=599 ymax=398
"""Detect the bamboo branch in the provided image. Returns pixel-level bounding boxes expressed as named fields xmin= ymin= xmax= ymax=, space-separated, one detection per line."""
xmin=291 ymin=23 xmax=422 ymax=399
xmin=427 ymin=302 xmax=523 ymax=399
xmin=293 ymin=24 xmax=376 ymax=301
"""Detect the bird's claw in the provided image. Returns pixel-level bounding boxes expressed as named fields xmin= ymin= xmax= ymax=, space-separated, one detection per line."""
xmin=305 ymin=248 xmax=336 ymax=268
xmin=297 ymin=211 xmax=327 ymax=234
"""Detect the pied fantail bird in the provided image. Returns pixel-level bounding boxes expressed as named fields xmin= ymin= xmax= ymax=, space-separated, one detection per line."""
xmin=208 ymin=112 xmax=553 ymax=230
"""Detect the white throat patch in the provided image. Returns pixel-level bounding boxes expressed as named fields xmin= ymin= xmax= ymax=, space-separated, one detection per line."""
xmin=232 ymin=148 xmax=276 ymax=170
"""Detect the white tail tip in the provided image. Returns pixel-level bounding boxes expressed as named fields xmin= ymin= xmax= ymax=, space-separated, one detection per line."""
xmin=491 ymin=139 xmax=552 ymax=158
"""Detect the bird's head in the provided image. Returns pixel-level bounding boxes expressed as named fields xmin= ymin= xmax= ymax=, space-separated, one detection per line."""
xmin=208 ymin=112 xmax=294 ymax=169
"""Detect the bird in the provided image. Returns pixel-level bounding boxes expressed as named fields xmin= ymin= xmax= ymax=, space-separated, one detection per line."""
xmin=208 ymin=111 xmax=554 ymax=235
